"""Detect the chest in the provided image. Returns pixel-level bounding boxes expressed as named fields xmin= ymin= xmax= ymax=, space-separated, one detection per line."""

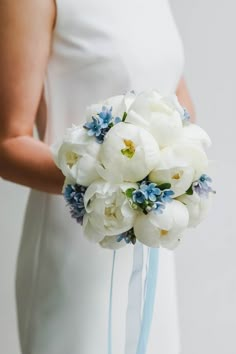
xmin=50 ymin=0 xmax=184 ymax=95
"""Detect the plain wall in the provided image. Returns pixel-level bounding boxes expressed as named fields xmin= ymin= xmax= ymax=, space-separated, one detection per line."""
xmin=170 ymin=1 xmax=236 ymax=353
xmin=0 ymin=1 xmax=235 ymax=353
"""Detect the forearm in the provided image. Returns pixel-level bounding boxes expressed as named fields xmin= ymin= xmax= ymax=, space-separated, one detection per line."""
xmin=176 ymin=77 xmax=196 ymax=123
xmin=0 ymin=136 xmax=64 ymax=194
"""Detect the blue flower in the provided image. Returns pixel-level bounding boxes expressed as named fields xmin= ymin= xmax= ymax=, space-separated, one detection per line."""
xmin=117 ymin=228 xmax=136 ymax=244
xmin=114 ymin=116 xmax=122 ymax=124
xmin=140 ymin=182 xmax=161 ymax=202
xmin=64 ymin=184 xmax=87 ymax=225
xmin=83 ymin=116 xmax=103 ymax=137
xmin=132 ymin=189 xmax=147 ymax=204
xmin=193 ymin=174 xmax=214 ymax=197
xmin=95 ymin=127 xmax=110 ymax=144
xmin=98 ymin=106 xmax=113 ymax=128
xmin=84 ymin=107 xmax=122 ymax=143
xmin=152 ymin=201 xmax=165 ymax=214
xmin=182 ymin=107 xmax=191 ymax=122
xmin=160 ymin=189 xmax=175 ymax=203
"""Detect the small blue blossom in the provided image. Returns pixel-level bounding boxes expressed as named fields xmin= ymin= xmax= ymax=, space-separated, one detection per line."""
xmin=128 ymin=181 xmax=174 ymax=215
xmin=193 ymin=174 xmax=214 ymax=197
xmin=95 ymin=127 xmax=110 ymax=144
xmin=84 ymin=106 xmax=122 ymax=143
xmin=64 ymin=184 xmax=87 ymax=225
xmin=140 ymin=182 xmax=161 ymax=202
xmin=98 ymin=106 xmax=113 ymax=128
xmin=152 ymin=201 xmax=166 ymax=214
xmin=84 ymin=117 xmax=103 ymax=137
xmin=114 ymin=116 xmax=122 ymax=124
xmin=132 ymin=190 xmax=147 ymax=204
xmin=182 ymin=107 xmax=191 ymax=122
xmin=117 ymin=228 xmax=136 ymax=245
xmin=160 ymin=189 xmax=175 ymax=203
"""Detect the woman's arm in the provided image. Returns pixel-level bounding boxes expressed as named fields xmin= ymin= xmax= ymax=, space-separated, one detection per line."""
xmin=0 ymin=0 xmax=64 ymax=194
xmin=176 ymin=77 xmax=196 ymax=122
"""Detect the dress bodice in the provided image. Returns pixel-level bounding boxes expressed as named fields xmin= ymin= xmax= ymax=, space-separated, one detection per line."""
xmin=45 ymin=0 xmax=184 ymax=143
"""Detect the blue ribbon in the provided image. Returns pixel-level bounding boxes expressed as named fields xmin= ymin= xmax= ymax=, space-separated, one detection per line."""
xmin=125 ymin=242 xmax=144 ymax=354
xmin=107 ymin=246 xmax=159 ymax=354
xmin=136 ymin=247 xmax=159 ymax=354
xmin=108 ymin=250 xmax=116 ymax=354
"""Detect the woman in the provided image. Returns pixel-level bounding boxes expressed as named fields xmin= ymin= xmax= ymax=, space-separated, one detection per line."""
xmin=0 ymin=0 xmax=195 ymax=353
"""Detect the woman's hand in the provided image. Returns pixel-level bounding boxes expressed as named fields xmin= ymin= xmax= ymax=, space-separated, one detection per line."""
xmin=0 ymin=0 xmax=64 ymax=194
xmin=176 ymin=77 xmax=196 ymax=123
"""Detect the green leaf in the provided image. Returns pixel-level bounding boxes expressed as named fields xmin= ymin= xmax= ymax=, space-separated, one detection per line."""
xmin=131 ymin=237 xmax=137 ymax=245
xmin=186 ymin=185 xmax=194 ymax=195
xmin=122 ymin=112 xmax=128 ymax=122
xmin=125 ymin=188 xmax=136 ymax=199
xmin=158 ymin=183 xmax=171 ymax=190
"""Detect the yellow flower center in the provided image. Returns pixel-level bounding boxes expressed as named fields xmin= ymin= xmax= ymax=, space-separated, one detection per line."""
xmin=66 ymin=151 xmax=79 ymax=168
xmin=160 ymin=229 xmax=168 ymax=237
xmin=105 ymin=206 xmax=116 ymax=217
xmin=121 ymin=139 xmax=136 ymax=158
xmin=171 ymin=170 xmax=183 ymax=180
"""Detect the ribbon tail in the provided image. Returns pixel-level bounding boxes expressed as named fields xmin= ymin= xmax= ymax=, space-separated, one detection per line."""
xmin=136 ymin=247 xmax=159 ymax=354
xmin=124 ymin=242 xmax=144 ymax=354
xmin=108 ymin=250 xmax=116 ymax=354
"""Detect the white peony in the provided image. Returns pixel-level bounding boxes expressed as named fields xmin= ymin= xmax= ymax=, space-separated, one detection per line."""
xmin=177 ymin=192 xmax=212 ymax=227
xmin=149 ymin=166 xmax=195 ymax=198
xmin=51 ymin=125 xmax=101 ymax=186
xmin=85 ymin=91 xmax=136 ymax=123
xmin=133 ymin=200 xmax=189 ymax=249
xmin=155 ymin=142 xmax=208 ymax=180
xmin=126 ymin=90 xmax=183 ymax=148
xmin=149 ymin=142 xmax=208 ymax=198
xmin=163 ymin=94 xmax=211 ymax=148
xmin=83 ymin=180 xmax=138 ymax=243
xmin=163 ymin=93 xmax=187 ymax=118
xmin=98 ymin=122 xmax=160 ymax=183
xmin=99 ymin=235 xmax=127 ymax=250
xmin=178 ymin=123 xmax=212 ymax=149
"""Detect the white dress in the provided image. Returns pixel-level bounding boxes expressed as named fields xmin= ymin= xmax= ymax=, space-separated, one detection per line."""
xmin=15 ymin=0 xmax=184 ymax=353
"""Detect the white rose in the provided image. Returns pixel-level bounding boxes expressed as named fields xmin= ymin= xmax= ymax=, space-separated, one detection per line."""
xmin=126 ymin=90 xmax=183 ymax=148
xmin=97 ymin=122 xmax=160 ymax=183
xmin=177 ymin=192 xmax=212 ymax=227
xmin=51 ymin=125 xmax=101 ymax=186
xmin=83 ymin=180 xmax=138 ymax=243
xmin=133 ymin=200 xmax=189 ymax=249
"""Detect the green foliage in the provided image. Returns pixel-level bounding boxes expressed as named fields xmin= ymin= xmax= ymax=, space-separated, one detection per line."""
xmin=186 ymin=185 xmax=194 ymax=195
xmin=157 ymin=183 xmax=171 ymax=190
xmin=122 ymin=112 xmax=128 ymax=122
xmin=125 ymin=188 xmax=136 ymax=199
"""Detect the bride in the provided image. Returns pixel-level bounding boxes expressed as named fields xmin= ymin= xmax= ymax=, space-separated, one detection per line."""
xmin=0 ymin=0 xmax=194 ymax=353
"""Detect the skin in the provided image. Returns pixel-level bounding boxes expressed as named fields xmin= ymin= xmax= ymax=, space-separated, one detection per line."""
xmin=0 ymin=0 xmax=195 ymax=195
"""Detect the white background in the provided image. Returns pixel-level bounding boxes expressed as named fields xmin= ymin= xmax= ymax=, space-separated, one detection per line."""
xmin=171 ymin=1 xmax=236 ymax=353
xmin=0 ymin=1 xmax=235 ymax=353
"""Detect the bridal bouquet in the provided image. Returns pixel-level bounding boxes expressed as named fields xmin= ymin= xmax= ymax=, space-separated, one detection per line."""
xmin=51 ymin=90 xmax=215 ymax=250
